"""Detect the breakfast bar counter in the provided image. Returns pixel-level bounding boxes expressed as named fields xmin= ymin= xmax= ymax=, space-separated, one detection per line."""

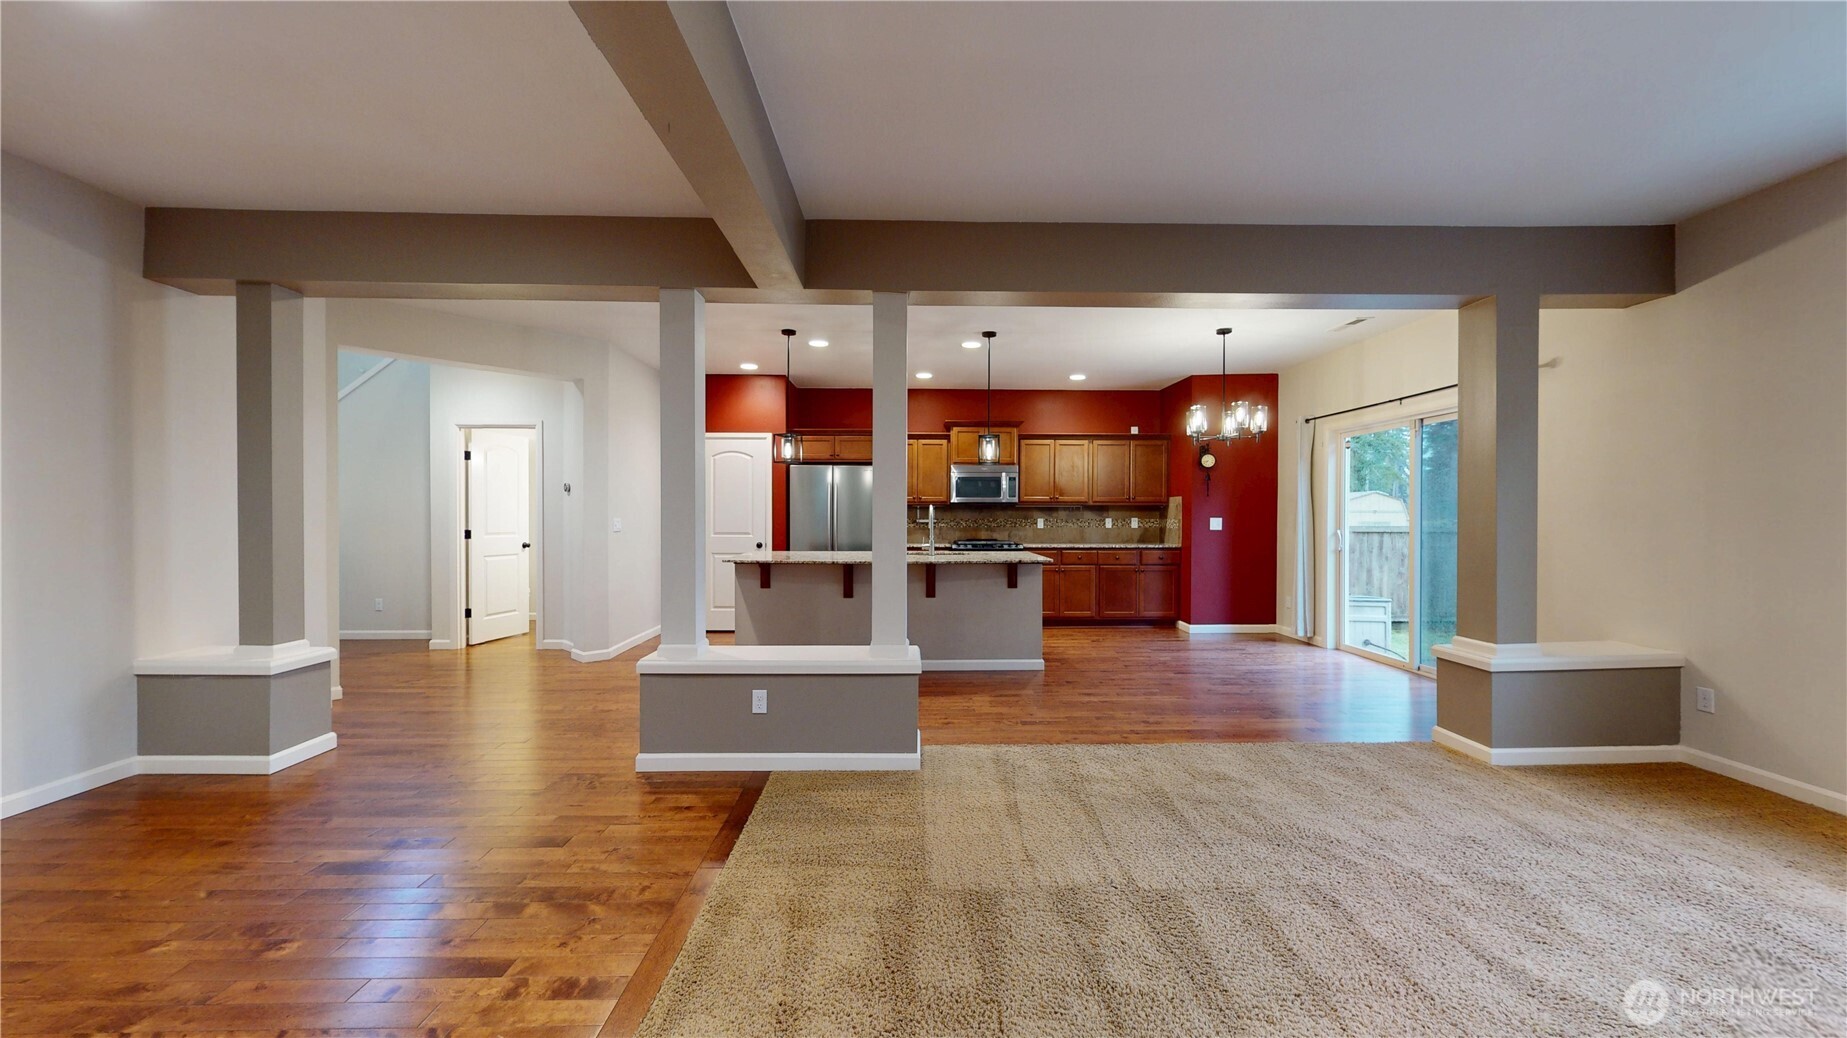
xmin=724 ymin=550 xmax=1047 ymax=670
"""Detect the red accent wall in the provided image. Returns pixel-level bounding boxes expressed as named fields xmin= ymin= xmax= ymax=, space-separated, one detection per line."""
xmin=705 ymin=375 xmax=790 ymax=550
xmin=1159 ymin=375 xmax=1279 ymax=626
xmin=790 ymin=387 xmax=1164 ymax=435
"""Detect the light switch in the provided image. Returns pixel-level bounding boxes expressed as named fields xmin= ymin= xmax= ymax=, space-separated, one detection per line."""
xmin=1209 ymin=517 xmax=1224 ymax=531
xmin=611 ymin=518 xmax=623 ymax=533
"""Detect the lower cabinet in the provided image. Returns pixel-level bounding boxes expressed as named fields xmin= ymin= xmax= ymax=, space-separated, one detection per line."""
xmin=1044 ymin=550 xmax=1178 ymax=621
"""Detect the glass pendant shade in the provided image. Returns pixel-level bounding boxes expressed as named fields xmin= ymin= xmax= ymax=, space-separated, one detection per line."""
xmin=774 ymin=432 xmax=799 ymax=461
xmin=1186 ymin=403 xmax=1210 ymax=438
xmin=978 ymin=433 xmax=1001 ymax=463
xmin=1251 ymin=405 xmax=1270 ymax=435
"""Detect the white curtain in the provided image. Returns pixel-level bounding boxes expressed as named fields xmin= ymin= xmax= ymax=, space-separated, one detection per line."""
xmin=1293 ymin=418 xmax=1318 ymax=640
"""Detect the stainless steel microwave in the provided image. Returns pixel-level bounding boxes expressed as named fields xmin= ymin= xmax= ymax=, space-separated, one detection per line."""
xmin=949 ymin=464 xmax=1020 ymax=504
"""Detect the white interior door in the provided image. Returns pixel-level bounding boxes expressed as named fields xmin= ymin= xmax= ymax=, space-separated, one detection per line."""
xmin=705 ymin=434 xmax=771 ymax=631
xmin=467 ymin=429 xmax=531 ymax=645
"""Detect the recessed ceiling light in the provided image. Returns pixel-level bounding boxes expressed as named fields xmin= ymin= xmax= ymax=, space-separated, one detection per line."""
xmin=1068 ymin=373 xmax=1087 ymax=381
xmin=915 ymin=371 xmax=934 ymax=380
xmin=739 ymin=362 xmax=759 ymax=371
xmin=808 ymin=338 xmax=829 ymax=348
xmin=962 ymin=340 xmax=982 ymax=349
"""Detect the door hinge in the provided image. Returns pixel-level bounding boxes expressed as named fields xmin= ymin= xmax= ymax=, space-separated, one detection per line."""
xmin=465 ymin=608 xmax=472 ymax=619
xmin=464 ymin=529 xmax=472 ymax=540
xmin=464 ymin=449 xmax=472 ymax=460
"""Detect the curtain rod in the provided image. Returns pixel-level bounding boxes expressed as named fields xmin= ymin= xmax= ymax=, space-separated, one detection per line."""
xmin=1301 ymin=383 xmax=1458 ymax=425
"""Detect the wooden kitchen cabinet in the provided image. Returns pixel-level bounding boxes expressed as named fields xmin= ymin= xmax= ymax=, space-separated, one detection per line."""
xmin=1137 ymin=557 xmax=1179 ymax=618
xmin=1053 ymin=440 xmax=1091 ymax=501
xmin=798 ymin=434 xmax=834 ymax=460
xmin=1019 ymin=439 xmax=1055 ymax=502
xmin=949 ymin=426 xmax=1017 ymax=466
xmin=1130 ymin=439 xmax=1170 ymax=502
xmin=908 ymin=436 xmax=949 ymax=503
xmin=1098 ymin=563 xmax=1140 ymax=617
xmin=1056 ymin=560 xmax=1097 ymax=617
xmin=1089 ymin=439 xmax=1132 ymax=502
xmin=832 ymin=434 xmax=873 ymax=462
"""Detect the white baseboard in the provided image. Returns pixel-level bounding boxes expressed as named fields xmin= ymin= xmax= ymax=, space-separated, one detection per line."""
xmin=339 ymin=629 xmax=433 ymax=641
xmin=539 ymin=639 xmax=572 ymax=652
xmin=4 ymin=734 xmax=340 ymax=818
xmin=922 ymin=658 xmax=1045 ymax=671
xmin=637 ymin=732 xmax=921 ymax=773
xmin=572 ymin=625 xmax=662 ymax=663
xmin=1177 ymin=622 xmax=1277 ymax=635
xmin=428 ymin=638 xmax=458 ymax=651
xmin=1681 ymin=746 xmax=1847 ymax=815
xmin=140 ymin=732 xmax=339 ymax=776
xmin=1273 ymin=628 xmax=1312 ymax=644
xmin=1432 ymin=728 xmax=1845 ymax=815
xmin=331 ymin=685 xmax=344 ymax=701
xmin=1 ymin=756 xmax=139 ymax=819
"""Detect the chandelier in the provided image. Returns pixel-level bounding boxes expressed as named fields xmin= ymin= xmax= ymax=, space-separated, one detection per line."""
xmin=1186 ymin=327 xmax=1269 ymax=444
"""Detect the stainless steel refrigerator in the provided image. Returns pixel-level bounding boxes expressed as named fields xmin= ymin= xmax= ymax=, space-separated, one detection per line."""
xmin=789 ymin=464 xmax=874 ymax=551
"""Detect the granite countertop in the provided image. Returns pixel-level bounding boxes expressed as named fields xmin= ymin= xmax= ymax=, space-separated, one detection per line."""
xmin=1010 ymin=542 xmax=1181 ymax=550
xmin=727 ymin=550 xmax=1050 ymax=566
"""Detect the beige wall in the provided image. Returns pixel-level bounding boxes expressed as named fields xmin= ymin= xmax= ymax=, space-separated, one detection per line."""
xmin=1536 ymin=162 xmax=1845 ymax=796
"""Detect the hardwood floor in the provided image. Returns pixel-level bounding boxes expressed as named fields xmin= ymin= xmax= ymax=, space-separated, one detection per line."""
xmin=2 ymin=628 xmax=1430 ymax=1036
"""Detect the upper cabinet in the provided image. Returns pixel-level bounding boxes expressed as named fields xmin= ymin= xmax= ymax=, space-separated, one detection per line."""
xmin=909 ymin=436 xmax=949 ymax=503
xmin=949 ymin=426 xmax=1017 ymax=466
xmin=1022 ymin=436 xmax=1164 ymax=505
xmin=1129 ymin=439 xmax=1169 ymax=503
xmin=832 ymin=434 xmax=873 ymax=462
xmin=1089 ymin=439 xmax=1131 ymax=502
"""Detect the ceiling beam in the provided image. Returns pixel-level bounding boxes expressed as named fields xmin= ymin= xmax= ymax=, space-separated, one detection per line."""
xmin=571 ymin=1 xmax=806 ymax=290
xmin=142 ymin=209 xmax=1673 ymax=306
xmin=141 ymin=209 xmax=752 ymax=298
xmin=803 ymin=222 xmax=1676 ymax=302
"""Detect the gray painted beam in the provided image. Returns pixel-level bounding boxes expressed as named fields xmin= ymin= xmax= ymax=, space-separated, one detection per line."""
xmin=572 ymin=1 xmax=805 ymax=290
xmin=235 ymin=282 xmax=307 ymax=646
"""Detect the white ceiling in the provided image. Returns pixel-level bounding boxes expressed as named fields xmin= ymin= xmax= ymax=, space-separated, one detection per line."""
xmin=733 ymin=1 xmax=1847 ymax=225
xmin=394 ymin=299 xmax=1434 ymax=390
xmin=0 ymin=1 xmax=704 ymax=215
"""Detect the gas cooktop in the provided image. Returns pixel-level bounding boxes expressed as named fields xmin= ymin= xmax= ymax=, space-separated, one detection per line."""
xmin=949 ymin=539 xmax=1025 ymax=551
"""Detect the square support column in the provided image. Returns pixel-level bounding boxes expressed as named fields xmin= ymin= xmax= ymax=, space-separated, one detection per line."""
xmin=132 ymin=282 xmax=335 ymax=773
xmin=236 ymin=281 xmax=308 ymax=647
xmin=870 ymin=292 xmax=909 ymax=651
xmin=1455 ymin=291 xmax=1540 ymax=645
xmin=658 ymin=288 xmax=708 ymax=657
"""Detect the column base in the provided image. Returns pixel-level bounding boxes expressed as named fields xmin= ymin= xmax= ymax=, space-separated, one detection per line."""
xmin=134 ymin=644 xmax=336 ymax=770
xmin=1433 ymin=639 xmax=1682 ymax=761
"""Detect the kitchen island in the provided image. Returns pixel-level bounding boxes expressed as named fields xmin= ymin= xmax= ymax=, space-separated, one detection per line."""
xmin=724 ymin=550 xmax=1049 ymax=670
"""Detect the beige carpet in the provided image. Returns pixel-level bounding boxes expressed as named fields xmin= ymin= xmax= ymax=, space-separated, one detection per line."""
xmin=638 ymin=743 xmax=1846 ymax=1037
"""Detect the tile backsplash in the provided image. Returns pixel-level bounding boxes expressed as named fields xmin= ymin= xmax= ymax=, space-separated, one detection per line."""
xmin=909 ymin=499 xmax=1182 ymax=547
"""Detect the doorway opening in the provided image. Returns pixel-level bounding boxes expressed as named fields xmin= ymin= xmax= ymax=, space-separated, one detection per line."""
xmin=1335 ymin=412 xmax=1457 ymax=673
xmin=462 ymin=426 xmax=540 ymax=647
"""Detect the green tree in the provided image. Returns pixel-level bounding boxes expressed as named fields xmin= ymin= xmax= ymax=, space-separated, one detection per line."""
xmin=1347 ymin=426 xmax=1410 ymax=502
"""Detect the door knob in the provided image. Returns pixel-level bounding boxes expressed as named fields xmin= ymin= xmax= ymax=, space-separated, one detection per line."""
xmin=522 ymin=542 xmax=531 ymax=549
xmin=756 ymin=541 xmax=764 ymax=549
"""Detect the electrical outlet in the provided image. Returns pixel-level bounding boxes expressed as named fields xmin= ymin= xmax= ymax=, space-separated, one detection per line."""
xmin=1696 ymin=686 xmax=1716 ymax=714
xmin=1209 ymin=517 xmax=1224 ymax=531
xmin=751 ymin=689 xmax=768 ymax=714
xmin=611 ymin=517 xmax=623 ymax=533
xmin=373 ymin=598 xmax=384 ymax=612
xmin=1130 ymin=425 xmax=1140 ymax=435
xmin=1130 ymin=517 xmax=1140 ymax=529
xmin=1104 ymin=517 xmax=1114 ymax=528
xmin=1036 ymin=517 xmax=1045 ymax=529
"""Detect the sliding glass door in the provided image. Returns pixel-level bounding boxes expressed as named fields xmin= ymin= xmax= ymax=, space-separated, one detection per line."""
xmin=1338 ymin=413 xmax=1457 ymax=673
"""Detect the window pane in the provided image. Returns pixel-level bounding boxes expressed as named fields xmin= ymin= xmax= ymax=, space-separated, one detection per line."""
xmin=1343 ymin=425 xmax=1411 ymax=662
xmin=1417 ymin=416 xmax=1459 ymax=668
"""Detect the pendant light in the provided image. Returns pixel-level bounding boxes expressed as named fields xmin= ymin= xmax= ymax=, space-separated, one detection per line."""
xmin=1188 ymin=327 xmax=1269 ymax=445
xmin=978 ymin=331 xmax=1001 ymax=463
xmin=772 ymin=329 xmax=801 ymax=462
